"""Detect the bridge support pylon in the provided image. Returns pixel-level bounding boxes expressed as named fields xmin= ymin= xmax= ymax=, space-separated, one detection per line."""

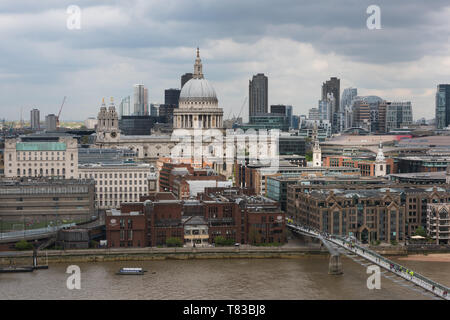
xmin=328 ymin=254 xmax=343 ymax=275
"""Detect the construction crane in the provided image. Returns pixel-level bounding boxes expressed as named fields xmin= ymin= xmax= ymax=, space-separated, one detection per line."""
xmin=56 ymin=96 xmax=66 ymax=128
xmin=236 ymin=96 xmax=247 ymax=120
xmin=226 ymin=96 xmax=247 ymax=121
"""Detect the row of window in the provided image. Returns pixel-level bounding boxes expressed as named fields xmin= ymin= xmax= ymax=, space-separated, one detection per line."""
xmin=93 ymin=180 xmax=145 ymax=186
xmin=10 ymin=153 xmax=74 ymax=161
xmin=15 ymin=168 xmax=74 ymax=176
xmin=95 ymin=187 xmax=148 ymax=192
xmin=80 ymin=172 xmax=147 ymax=179
xmin=15 ymin=162 xmax=74 ymax=167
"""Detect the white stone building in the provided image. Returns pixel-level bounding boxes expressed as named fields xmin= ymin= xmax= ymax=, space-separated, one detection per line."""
xmin=4 ymin=133 xmax=78 ymax=179
xmin=78 ymin=163 xmax=151 ymax=209
xmin=173 ymin=48 xmax=223 ymax=131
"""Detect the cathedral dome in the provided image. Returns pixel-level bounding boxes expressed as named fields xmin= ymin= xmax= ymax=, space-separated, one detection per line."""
xmin=179 ymin=78 xmax=218 ymax=103
xmin=178 ymin=47 xmax=218 ymax=107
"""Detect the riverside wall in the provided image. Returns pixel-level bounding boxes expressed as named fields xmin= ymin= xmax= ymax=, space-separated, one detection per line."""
xmin=0 ymin=245 xmax=416 ymax=265
xmin=0 ymin=246 xmax=329 ymax=265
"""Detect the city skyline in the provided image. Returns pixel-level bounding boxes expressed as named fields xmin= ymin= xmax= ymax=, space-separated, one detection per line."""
xmin=1 ymin=0 xmax=450 ymax=121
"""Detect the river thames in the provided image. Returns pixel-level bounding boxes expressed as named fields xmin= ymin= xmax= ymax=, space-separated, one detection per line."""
xmin=1 ymin=255 xmax=449 ymax=300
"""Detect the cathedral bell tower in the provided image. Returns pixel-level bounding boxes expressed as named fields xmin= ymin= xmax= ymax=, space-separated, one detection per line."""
xmin=374 ymin=141 xmax=387 ymax=177
xmin=96 ymin=97 xmax=120 ymax=144
xmin=312 ymin=123 xmax=322 ymax=167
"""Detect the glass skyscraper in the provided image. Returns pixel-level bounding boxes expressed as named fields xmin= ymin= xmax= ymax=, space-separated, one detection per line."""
xmin=436 ymin=84 xmax=450 ymax=129
xmin=249 ymin=73 xmax=268 ymax=118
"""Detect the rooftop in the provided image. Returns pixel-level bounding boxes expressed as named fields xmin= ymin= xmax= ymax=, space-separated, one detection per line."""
xmin=0 ymin=177 xmax=95 ymax=186
xmin=107 ymin=208 xmax=143 ymax=216
xmin=306 ymin=186 xmax=450 ymax=200
xmin=79 ymin=163 xmax=151 ymax=169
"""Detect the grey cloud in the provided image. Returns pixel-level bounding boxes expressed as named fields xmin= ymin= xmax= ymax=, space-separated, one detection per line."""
xmin=0 ymin=0 xmax=449 ymax=120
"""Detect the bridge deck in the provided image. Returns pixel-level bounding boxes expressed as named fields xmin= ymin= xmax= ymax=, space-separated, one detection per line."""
xmin=288 ymin=223 xmax=450 ymax=300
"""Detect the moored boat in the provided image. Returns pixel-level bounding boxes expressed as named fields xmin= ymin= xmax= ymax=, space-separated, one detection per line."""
xmin=0 ymin=266 xmax=34 ymax=273
xmin=116 ymin=267 xmax=147 ymax=275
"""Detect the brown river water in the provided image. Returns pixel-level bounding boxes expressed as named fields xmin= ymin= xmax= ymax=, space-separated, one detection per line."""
xmin=1 ymin=256 xmax=448 ymax=300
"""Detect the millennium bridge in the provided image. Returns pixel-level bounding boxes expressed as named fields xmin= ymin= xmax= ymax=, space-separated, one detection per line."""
xmin=287 ymin=223 xmax=450 ymax=300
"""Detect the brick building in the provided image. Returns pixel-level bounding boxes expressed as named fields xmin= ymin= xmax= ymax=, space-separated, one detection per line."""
xmin=106 ymin=189 xmax=287 ymax=248
xmin=159 ymin=161 xmax=228 ymax=199
xmin=287 ymin=184 xmax=450 ymax=243
xmin=324 ymin=156 xmax=396 ymax=176
xmin=106 ymin=204 xmax=147 ymax=248
xmin=427 ymin=203 xmax=450 ymax=244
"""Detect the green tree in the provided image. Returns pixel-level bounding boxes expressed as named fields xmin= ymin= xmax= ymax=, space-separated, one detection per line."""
xmin=214 ymin=236 xmax=234 ymax=246
xmin=81 ymin=135 xmax=90 ymax=144
xmin=414 ymin=226 xmax=427 ymax=238
xmin=305 ymin=151 xmax=313 ymax=162
xmin=15 ymin=240 xmax=33 ymax=251
xmin=166 ymin=237 xmax=183 ymax=247
xmin=248 ymin=226 xmax=260 ymax=245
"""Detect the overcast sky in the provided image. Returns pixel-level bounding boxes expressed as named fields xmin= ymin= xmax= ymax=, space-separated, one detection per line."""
xmin=1 ymin=0 xmax=450 ymax=121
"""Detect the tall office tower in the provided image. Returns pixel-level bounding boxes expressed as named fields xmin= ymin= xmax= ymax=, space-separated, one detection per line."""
xmin=341 ymin=88 xmax=357 ymax=110
xmin=291 ymin=115 xmax=300 ymax=130
xmin=133 ymin=84 xmax=145 ymax=115
xmin=378 ymin=102 xmax=387 ymax=133
xmin=322 ymin=77 xmax=340 ymax=132
xmin=318 ymin=93 xmax=334 ymax=122
xmin=30 ymin=108 xmax=40 ymax=130
xmin=249 ymin=73 xmax=268 ymax=117
xmin=181 ymin=73 xmax=193 ymax=89
xmin=327 ymin=93 xmax=335 ymax=122
xmin=385 ymin=101 xmax=413 ymax=132
xmin=119 ymin=96 xmax=131 ymax=119
xmin=436 ymin=84 xmax=450 ymax=129
xmin=45 ymin=114 xmax=57 ymax=131
xmin=165 ymin=88 xmax=181 ymax=107
xmin=270 ymin=104 xmax=293 ymax=129
xmin=341 ymin=88 xmax=357 ymax=130
xmin=352 ymin=100 xmax=370 ymax=130
xmin=150 ymin=103 xmax=159 ymax=116
xmin=144 ymin=88 xmax=149 ymax=115
xmin=322 ymin=77 xmax=340 ymax=110
xmin=318 ymin=100 xmax=329 ymax=121
xmin=308 ymin=108 xmax=320 ymax=120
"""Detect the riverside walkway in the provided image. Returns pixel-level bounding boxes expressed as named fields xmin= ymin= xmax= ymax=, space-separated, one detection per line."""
xmin=0 ymin=223 xmax=76 ymax=241
xmin=287 ymin=223 xmax=450 ymax=300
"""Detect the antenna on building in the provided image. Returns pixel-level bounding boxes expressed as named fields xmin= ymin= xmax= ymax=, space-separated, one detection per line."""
xmin=19 ymin=106 xmax=23 ymax=128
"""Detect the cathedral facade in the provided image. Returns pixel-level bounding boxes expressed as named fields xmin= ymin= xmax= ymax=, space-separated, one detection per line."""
xmin=95 ymin=49 xmax=225 ymax=166
xmin=95 ymin=49 xmax=277 ymax=177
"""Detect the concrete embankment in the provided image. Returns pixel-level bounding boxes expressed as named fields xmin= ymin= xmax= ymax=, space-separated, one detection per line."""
xmin=0 ymin=245 xmax=429 ymax=265
xmin=0 ymin=246 xmax=329 ymax=265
